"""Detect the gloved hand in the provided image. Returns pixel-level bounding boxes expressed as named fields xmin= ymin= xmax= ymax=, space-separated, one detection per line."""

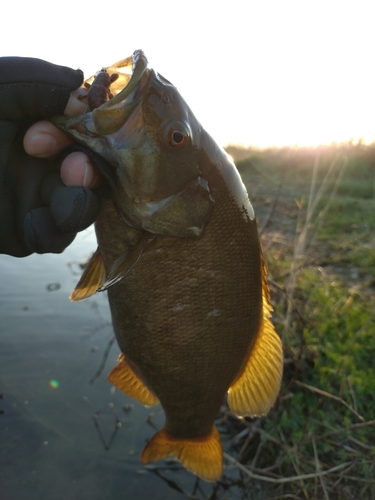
xmin=0 ymin=56 xmax=110 ymax=257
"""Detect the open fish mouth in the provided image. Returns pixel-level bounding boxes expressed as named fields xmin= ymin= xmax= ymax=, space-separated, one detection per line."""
xmin=52 ymin=50 xmax=150 ymax=136
xmin=90 ymin=50 xmax=150 ymax=135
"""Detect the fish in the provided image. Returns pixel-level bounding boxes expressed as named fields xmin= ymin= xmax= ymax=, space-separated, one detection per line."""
xmin=52 ymin=50 xmax=283 ymax=482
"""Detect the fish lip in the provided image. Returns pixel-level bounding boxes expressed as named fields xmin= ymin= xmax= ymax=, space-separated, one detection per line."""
xmin=98 ymin=49 xmax=149 ymax=110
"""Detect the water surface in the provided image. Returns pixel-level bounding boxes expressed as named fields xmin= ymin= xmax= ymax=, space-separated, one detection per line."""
xmin=0 ymin=230 xmax=267 ymax=500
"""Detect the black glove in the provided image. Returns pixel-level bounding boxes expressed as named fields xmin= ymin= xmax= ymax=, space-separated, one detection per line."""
xmin=0 ymin=57 xmax=104 ymax=257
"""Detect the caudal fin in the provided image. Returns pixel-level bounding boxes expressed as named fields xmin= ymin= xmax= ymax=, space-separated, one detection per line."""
xmin=141 ymin=426 xmax=223 ymax=482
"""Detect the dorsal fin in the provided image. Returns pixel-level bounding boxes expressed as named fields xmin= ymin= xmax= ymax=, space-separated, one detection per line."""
xmin=70 ymin=247 xmax=106 ymax=302
xmin=227 ymin=252 xmax=283 ymax=416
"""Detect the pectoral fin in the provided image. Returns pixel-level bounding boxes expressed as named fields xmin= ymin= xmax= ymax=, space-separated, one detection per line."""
xmin=99 ymin=232 xmax=152 ymax=291
xmin=108 ymin=353 xmax=159 ymax=407
xmin=227 ymin=258 xmax=283 ymax=417
xmin=141 ymin=425 xmax=223 ymax=482
xmin=70 ymin=247 xmax=106 ymax=302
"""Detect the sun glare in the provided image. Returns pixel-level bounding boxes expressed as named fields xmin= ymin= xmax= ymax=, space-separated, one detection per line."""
xmin=2 ymin=1 xmax=374 ymax=148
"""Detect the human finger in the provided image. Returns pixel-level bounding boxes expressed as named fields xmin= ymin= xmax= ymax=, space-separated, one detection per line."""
xmin=23 ymin=120 xmax=73 ymax=158
xmin=64 ymin=87 xmax=89 ymax=115
xmin=23 ymin=87 xmax=89 ymax=158
xmin=60 ymin=151 xmax=103 ymax=189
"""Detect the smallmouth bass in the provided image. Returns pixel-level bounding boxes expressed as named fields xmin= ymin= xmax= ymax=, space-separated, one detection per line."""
xmin=53 ymin=50 xmax=283 ymax=481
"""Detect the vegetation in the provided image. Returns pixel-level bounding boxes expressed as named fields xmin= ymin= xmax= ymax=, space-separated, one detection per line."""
xmin=220 ymin=142 xmax=375 ymax=499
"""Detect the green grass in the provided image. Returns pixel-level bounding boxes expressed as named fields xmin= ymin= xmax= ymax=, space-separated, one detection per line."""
xmin=222 ymin=142 xmax=375 ymax=499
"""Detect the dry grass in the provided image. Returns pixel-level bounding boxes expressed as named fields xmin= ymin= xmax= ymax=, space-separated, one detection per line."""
xmin=218 ymin=142 xmax=375 ymax=499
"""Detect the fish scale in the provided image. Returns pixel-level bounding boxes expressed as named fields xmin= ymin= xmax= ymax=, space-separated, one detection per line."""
xmin=96 ymin=181 xmax=262 ymax=439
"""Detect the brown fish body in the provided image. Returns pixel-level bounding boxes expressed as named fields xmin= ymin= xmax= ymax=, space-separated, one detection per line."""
xmin=54 ymin=51 xmax=283 ymax=481
xmin=95 ymin=148 xmax=263 ymax=439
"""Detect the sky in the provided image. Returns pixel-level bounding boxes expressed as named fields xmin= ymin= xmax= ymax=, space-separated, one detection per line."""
xmin=2 ymin=0 xmax=375 ymax=148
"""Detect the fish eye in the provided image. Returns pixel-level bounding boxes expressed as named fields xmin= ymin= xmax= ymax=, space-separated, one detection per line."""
xmin=164 ymin=122 xmax=190 ymax=148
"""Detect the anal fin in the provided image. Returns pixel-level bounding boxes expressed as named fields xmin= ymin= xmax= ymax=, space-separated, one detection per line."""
xmin=227 ymin=256 xmax=283 ymax=417
xmin=108 ymin=353 xmax=159 ymax=407
xmin=70 ymin=247 xmax=106 ymax=302
xmin=141 ymin=425 xmax=223 ymax=482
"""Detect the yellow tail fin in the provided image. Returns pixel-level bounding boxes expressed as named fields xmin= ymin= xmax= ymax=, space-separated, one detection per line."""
xmin=141 ymin=426 xmax=223 ymax=482
xmin=107 ymin=353 xmax=159 ymax=407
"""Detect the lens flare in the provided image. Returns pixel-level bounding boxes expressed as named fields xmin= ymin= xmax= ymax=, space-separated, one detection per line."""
xmin=49 ymin=379 xmax=60 ymax=389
